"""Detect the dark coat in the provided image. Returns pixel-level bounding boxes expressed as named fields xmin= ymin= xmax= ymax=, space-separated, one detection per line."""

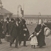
xmin=0 ymin=22 xmax=3 ymax=38
xmin=3 ymin=21 xmax=10 ymax=34
xmin=6 ymin=21 xmax=10 ymax=34
xmin=35 ymin=24 xmax=46 ymax=47
xmin=23 ymin=24 xmax=30 ymax=41
xmin=9 ymin=21 xmax=15 ymax=34
xmin=9 ymin=22 xmax=20 ymax=38
xmin=19 ymin=22 xmax=30 ymax=41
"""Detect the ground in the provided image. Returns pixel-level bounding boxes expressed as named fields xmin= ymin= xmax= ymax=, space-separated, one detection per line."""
xmin=0 ymin=24 xmax=51 ymax=51
xmin=0 ymin=36 xmax=51 ymax=51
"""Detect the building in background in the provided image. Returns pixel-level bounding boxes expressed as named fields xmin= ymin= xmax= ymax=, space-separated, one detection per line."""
xmin=0 ymin=0 xmax=13 ymax=21
xmin=11 ymin=15 xmax=51 ymax=24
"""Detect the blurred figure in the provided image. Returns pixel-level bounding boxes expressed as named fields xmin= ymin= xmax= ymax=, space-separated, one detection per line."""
xmin=6 ymin=18 xmax=10 ymax=35
xmin=9 ymin=18 xmax=15 ymax=31
xmin=0 ymin=19 xmax=5 ymax=39
xmin=19 ymin=18 xmax=30 ymax=46
xmin=18 ymin=18 xmax=23 ymax=44
xmin=5 ymin=18 xmax=10 ymax=42
xmin=35 ymin=19 xmax=46 ymax=48
xmin=0 ymin=20 xmax=3 ymax=44
xmin=5 ymin=18 xmax=15 ymax=42
xmin=10 ymin=18 xmax=20 ymax=48
xmin=23 ymin=24 xmax=29 ymax=46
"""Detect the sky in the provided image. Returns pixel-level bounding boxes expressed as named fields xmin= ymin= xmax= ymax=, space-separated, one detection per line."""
xmin=1 ymin=0 xmax=51 ymax=15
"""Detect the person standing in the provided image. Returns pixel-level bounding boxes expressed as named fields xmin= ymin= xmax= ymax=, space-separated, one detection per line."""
xmin=0 ymin=20 xmax=3 ymax=44
xmin=6 ymin=18 xmax=10 ymax=35
xmin=18 ymin=18 xmax=24 ymax=46
xmin=5 ymin=18 xmax=10 ymax=42
xmin=9 ymin=18 xmax=15 ymax=32
xmin=35 ymin=19 xmax=46 ymax=48
xmin=23 ymin=23 xmax=29 ymax=46
xmin=19 ymin=18 xmax=30 ymax=46
xmin=10 ymin=18 xmax=20 ymax=48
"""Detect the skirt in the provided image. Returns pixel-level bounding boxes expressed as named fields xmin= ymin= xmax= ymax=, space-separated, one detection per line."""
xmin=30 ymin=36 xmax=38 ymax=45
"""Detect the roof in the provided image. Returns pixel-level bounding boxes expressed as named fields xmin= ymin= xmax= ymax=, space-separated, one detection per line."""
xmin=0 ymin=8 xmax=12 ymax=15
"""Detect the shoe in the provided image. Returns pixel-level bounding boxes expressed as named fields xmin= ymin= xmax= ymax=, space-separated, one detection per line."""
xmin=34 ymin=45 xmax=35 ymax=48
xmin=23 ymin=45 xmax=27 ymax=47
xmin=10 ymin=43 xmax=12 ymax=47
xmin=15 ymin=46 xmax=18 ymax=48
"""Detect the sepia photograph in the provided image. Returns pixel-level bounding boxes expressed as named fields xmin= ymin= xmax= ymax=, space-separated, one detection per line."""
xmin=0 ymin=0 xmax=51 ymax=51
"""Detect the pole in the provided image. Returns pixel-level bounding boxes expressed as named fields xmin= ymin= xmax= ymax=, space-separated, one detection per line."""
xmin=23 ymin=4 xmax=24 ymax=17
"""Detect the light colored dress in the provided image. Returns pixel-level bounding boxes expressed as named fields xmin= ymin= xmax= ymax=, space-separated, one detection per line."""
xmin=30 ymin=34 xmax=38 ymax=45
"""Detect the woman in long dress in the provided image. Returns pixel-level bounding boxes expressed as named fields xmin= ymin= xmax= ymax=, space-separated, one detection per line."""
xmin=35 ymin=19 xmax=46 ymax=48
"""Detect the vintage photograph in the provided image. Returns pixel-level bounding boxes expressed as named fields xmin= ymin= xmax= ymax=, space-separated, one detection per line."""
xmin=0 ymin=0 xmax=51 ymax=51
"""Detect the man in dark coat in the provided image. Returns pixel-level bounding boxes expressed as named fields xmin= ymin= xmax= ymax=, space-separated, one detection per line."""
xmin=10 ymin=18 xmax=20 ymax=48
xmin=18 ymin=18 xmax=24 ymax=45
xmin=4 ymin=18 xmax=11 ymax=42
xmin=9 ymin=18 xmax=15 ymax=31
xmin=19 ymin=18 xmax=29 ymax=46
xmin=0 ymin=21 xmax=3 ymax=44
xmin=22 ymin=24 xmax=29 ymax=46
xmin=5 ymin=18 xmax=10 ymax=35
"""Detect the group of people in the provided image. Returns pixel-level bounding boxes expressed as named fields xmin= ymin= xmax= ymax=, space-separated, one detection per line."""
xmin=0 ymin=17 xmax=50 ymax=49
xmin=29 ymin=19 xmax=51 ymax=49
xmin=9 ymin=17 xmax=30 ymax=48
xmin=0 ymin=17 xmax=30 ymax=48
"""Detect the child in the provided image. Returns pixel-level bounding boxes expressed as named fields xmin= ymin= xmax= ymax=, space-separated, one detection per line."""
xmin=29 ymin=32 xmax=38 ymax=48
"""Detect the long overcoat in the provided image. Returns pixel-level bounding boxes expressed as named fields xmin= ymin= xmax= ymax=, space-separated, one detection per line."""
xmin=35 ymin=24 xmax=46 ymax=47
xmin=9 ymin=22 xmax=20 ymax=38
xmin=19 ymin=19 xmax=30 ymax=41
xmin=0 ymin=22 xmax=3 ymax=38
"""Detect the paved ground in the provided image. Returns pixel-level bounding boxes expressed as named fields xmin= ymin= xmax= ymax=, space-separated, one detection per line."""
xmin=0 ymin=24 xmax=51 ymax=51
xmin=0 ymin=36 xmax=51 ymax=51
